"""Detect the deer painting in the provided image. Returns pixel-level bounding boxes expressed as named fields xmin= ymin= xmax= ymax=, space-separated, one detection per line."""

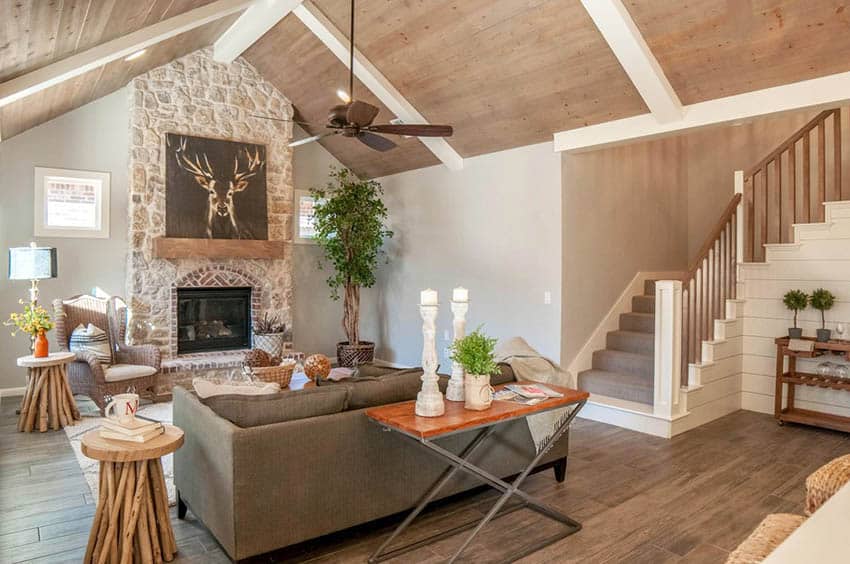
xmin=165 ymin=134 xmax=268 ymax=240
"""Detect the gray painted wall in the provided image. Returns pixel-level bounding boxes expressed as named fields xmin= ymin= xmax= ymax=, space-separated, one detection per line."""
xmin=0 ymin=89 xmax=129 ymax=390
xmin=371 ymin=142 xmax=562 ymax=367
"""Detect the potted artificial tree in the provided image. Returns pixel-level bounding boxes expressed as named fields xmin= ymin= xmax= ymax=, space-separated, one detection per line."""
xmin=450 ymin=327 xmax=498 ymax=411
xmin=783 ymin=289 xmax=808 ymax=339
xmin=810 ymin=288 xmax=836 ymax=342
xmin=311 ymin=167 xmax=393 ymax=367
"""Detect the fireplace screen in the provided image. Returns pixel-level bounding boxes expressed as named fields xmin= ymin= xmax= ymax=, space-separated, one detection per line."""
xmin=176 ymin=287 xmax=251 ymax=353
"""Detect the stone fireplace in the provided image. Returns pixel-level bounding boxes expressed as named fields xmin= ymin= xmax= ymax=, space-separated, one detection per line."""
xmin=125 ymin=48 xmax=295 ymax=388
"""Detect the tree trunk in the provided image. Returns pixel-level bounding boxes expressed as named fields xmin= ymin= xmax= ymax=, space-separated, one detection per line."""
xmin=342 ymin=282 xmax=360 ymax=344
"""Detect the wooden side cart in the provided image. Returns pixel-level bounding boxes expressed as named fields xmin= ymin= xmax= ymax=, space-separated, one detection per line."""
xmin=774 ymin=336 xmax=850 ymax=432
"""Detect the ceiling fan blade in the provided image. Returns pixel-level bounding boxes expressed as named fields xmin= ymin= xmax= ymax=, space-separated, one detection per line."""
xmin=346 ymin=100 xmax=380 ymax=127
xmin=365 ymin=123 xmax=453 ymax=137
xmin=357 ymin=132 xmax=397 ymax=152
xmin=289 ymin=132 xmax=335 ymax=148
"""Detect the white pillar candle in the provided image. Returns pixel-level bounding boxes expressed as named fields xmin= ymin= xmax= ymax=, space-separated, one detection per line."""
xmin=452 ymin=287 xmax=469 ymax=303
xmin=420 ymin=288 xmax=438 ymax=306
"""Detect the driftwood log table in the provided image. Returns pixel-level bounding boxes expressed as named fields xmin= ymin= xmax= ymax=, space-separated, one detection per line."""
xmin=17 ymin=352 xmax=80 ymax=432
xmin=82 ymin=425 xmax=184 ymax=564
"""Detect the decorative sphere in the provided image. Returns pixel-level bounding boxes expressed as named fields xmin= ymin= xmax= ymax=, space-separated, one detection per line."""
xmin=304 ymin=354 xmax=331 ymax=380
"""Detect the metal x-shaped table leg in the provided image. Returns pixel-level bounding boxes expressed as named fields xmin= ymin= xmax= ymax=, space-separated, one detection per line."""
xmin=369 ymin=399 xmax=585 ymax=563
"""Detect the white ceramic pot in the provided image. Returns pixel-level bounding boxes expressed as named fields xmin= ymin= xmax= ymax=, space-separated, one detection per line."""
xmin=464 ymin=374 xmax=493 ymax=411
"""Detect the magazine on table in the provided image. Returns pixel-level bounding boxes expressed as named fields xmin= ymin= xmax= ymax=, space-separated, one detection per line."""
xmin=504 ymin=383 xmax=564 ymax=399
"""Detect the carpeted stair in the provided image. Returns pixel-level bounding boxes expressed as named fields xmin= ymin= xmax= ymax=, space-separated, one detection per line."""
xmin=578 ymin=279 xmax=656 ymax=405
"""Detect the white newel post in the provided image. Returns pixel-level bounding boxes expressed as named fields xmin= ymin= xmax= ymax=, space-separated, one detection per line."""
xmin=654 ymin=280 xmax=683 ymax=418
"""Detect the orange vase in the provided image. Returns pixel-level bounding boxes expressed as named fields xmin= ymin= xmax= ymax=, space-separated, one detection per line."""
xmin=34 ymin=330 xmax=49 ymax=358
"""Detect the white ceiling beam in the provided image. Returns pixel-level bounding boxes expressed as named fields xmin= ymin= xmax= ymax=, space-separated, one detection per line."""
xmin=554 ymin=69 xmax=850 ymax=153
xmin=214 ymin=0 xmax=304 ymax=63
xmin=293 ymin=0 xmax=464 ymax=170
xmin=580 ymin=0 xmax=682 ymax=123
xmin=0 ymin=0 xmax=252 ymax=108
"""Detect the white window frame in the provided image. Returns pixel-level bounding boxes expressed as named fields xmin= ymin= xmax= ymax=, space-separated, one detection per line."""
xmin=293 ymin=189 xmax=320 ymax=245
xmin=34 ymin=167 xmax=110 ymax=239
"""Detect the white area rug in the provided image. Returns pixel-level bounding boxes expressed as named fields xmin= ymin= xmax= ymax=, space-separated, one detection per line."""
xmin=64 ymin=398 xmax=176 ymax=505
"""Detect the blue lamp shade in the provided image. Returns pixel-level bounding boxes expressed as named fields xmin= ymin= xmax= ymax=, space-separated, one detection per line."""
xmin=8 ymin=246 xmax=58 ymax=280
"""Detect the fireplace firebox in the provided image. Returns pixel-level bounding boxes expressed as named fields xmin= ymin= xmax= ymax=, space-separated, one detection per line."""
xmin=176 ymin=287 xmax=251 ymax=353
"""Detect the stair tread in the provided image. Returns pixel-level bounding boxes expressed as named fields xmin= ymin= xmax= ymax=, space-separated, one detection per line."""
xmin=608 ymin=330 xmax=654 ymax=339
xmin=594 ymin=349 xmax=653 ymax=361
xmin=577 ymin=369 xmax=654 ymax=405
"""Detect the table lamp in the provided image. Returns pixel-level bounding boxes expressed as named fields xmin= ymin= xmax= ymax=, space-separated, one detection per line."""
xmin=8 ymin=243 xmax=58 ymax=305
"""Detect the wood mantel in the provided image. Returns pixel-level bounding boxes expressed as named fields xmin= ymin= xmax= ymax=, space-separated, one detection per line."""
xmin=152 ymin=237 xmax=286 ymax=259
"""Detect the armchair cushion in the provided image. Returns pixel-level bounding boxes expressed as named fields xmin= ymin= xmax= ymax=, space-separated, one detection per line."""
xmin=70 ymin=323 xmax=113 ymax=365
xmin=104 ymin=364 xmax=157 ymax=382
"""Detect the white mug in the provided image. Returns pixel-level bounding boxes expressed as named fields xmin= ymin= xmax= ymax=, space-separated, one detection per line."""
xmin=105 ymin=393 xmax=140 ymax=425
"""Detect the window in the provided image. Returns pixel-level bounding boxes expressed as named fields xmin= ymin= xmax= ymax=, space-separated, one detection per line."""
xmin=34 ymin=167 xmax=110 ymax=238
xmin=293 ymin=189 xmax=320 ymax=244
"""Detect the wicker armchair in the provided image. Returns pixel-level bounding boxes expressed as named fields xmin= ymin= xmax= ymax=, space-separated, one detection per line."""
xmin=54 ymin=295 xmax=161 ymax=410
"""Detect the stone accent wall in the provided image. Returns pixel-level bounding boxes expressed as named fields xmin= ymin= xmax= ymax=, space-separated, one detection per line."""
xmin=126 ymin=48 xmax=294 ymax=355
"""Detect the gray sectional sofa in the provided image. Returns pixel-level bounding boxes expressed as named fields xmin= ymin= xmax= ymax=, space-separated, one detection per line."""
xmin=173 ymin=364 xmax=570 ymax=561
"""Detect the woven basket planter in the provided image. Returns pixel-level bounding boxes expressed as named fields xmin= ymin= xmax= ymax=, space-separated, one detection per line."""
xmin=337 ymin=341 xmax=375 ymax=367
xmin=253 ymin=332 xmax=285 ymax=358
xmin=249 ymin=359 xmax=296 ymax=388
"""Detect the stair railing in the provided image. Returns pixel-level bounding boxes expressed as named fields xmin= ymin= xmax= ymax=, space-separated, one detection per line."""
xmin=679 ymin=193 xmax=741 ymax=385
xmin=743 ymin=108 xmax=844 ymax=262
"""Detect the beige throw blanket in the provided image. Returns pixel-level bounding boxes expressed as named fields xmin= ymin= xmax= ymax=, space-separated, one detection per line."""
xmin=495 ymin=337 xmax=576 ymax=453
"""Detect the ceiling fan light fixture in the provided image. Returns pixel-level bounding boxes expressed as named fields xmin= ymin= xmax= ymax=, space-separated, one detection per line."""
xmin=336 ymin=89 xmax=351 ymax=103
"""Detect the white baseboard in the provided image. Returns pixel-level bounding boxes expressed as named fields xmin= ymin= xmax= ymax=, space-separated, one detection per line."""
xmin=0 ymin=387 xmax=26 ymax=398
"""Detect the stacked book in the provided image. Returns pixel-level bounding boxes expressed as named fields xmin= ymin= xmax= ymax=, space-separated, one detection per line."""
xmin=100 ymin=417 xmax=164 ymax=443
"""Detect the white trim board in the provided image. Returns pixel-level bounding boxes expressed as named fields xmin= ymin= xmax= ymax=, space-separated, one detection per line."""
xmin=292 ymin=1 xmax=463 ymax=171
xmin=553 ymin=70 xmax=850 ymax=153
xmin=0 ymin=0 xmax=252 ymax=108
xmin=0 ymin=387 xmax=26 ymax=398
xmin=579 ymin=0 xmax=682 ymax=123
xmin=214 ymin=0 xmax=304 ymax=63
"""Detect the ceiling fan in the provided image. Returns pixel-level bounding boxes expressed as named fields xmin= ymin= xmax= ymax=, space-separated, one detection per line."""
xmin=252 ymin=0 xmax=453 ymax=152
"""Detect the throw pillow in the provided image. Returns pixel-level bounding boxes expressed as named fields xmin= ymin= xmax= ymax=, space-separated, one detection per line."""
xmin=69 ymin=323 xmax=112 ymax=365
xmin=193 ymin=378 xmax=280 ymax=399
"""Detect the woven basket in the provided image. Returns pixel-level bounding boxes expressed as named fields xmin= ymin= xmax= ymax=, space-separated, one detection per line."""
xmin=253 ymin=332 xmax=285 ymax=358
xmin=249 ymin=359 xmax=296 ymax=388
xmin=337 ymin=341 xmax=375 ymax=367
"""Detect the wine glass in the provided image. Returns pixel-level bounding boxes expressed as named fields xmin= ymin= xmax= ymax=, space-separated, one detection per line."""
xmin=836 ymin=323 xmax=847 ymax=342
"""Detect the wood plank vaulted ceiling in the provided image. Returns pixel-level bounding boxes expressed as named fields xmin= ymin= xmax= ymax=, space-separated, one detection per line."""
xmin=3 ymin=1 xmax=850 ymax=178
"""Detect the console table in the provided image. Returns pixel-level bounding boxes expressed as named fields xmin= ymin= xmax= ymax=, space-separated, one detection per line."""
xmin=365 ymin=384 xmax=588 ymax=563
xmin=774 ymin=336 xmax=850 ymax=432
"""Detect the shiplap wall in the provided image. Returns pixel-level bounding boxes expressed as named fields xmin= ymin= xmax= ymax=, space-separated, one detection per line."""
xmin=740 ymin=202 xmax=850 ymax=416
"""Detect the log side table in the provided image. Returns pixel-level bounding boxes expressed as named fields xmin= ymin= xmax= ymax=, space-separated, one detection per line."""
xmin=17 ymin=351 xmax=80 ymax=432
xmin=82 ymin=425 xmax=184 ymax=564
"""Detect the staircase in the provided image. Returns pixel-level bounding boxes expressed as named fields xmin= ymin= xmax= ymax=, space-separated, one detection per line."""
xmin=578 ymin=280 xmax=657 ymax=405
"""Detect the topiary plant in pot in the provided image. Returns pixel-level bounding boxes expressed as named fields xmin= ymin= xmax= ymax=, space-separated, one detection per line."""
xmin=311 ymin=167 xmax=393 ymax=366
xmin=810 ymin=288 xmax=836 ymax=342
xmin=782 ymin=290 xmax=808 ymax=339
xmin=450 ymin=327 xmax=499 ymax=411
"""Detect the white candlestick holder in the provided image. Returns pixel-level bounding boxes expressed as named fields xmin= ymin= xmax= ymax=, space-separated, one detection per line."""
xmin=415 ymin=304 xmax=445 ymax=417
xmin=446 ymin=300 xmax=468 ymax=402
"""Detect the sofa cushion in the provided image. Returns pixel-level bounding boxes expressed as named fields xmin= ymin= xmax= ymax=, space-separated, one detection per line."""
xmin=344 ymin=368 xmax=427 ymax=410
xmin=70 ymin=323 xmax=112 ymax=365
xmin=104 ymin=364 xmax=157 ymax=382
xmin=202 ymin=386 xmax=349 ymax=428
xmin=493 ymin=363 xmax=517 ymax=386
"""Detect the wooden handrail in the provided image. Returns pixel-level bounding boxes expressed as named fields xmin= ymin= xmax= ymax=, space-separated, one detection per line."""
xmin=744 ymin=109 xmax=837 ymax=179
xmin=685 ymin=193 xmax=742 ymax=278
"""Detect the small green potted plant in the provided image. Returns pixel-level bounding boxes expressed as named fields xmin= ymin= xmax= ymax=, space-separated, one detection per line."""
xmin=311 ymin=167 xmax=393 ymax=367
xmin=5 ymin=300 xmax=55 ymax=357
xmin=450 ymin=327 xmax=498 ymax=411
xmin=810 ymin=288 xmax=836 ymax=342
xmin=783 ymin=289 xmax=808 ymax=339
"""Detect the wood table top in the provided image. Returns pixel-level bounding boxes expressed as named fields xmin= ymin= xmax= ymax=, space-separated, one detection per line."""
xmin=365 ymin=384 xmax=588 ymax=439
xmin=17 ymin=351 xmax=76 ymax=368
xmin=82 ymin=424 xmax=184 ymax=462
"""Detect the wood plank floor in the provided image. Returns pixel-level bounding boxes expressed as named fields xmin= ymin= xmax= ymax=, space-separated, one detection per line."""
xmin=2 ymin=396 xmax=848 ymax=563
